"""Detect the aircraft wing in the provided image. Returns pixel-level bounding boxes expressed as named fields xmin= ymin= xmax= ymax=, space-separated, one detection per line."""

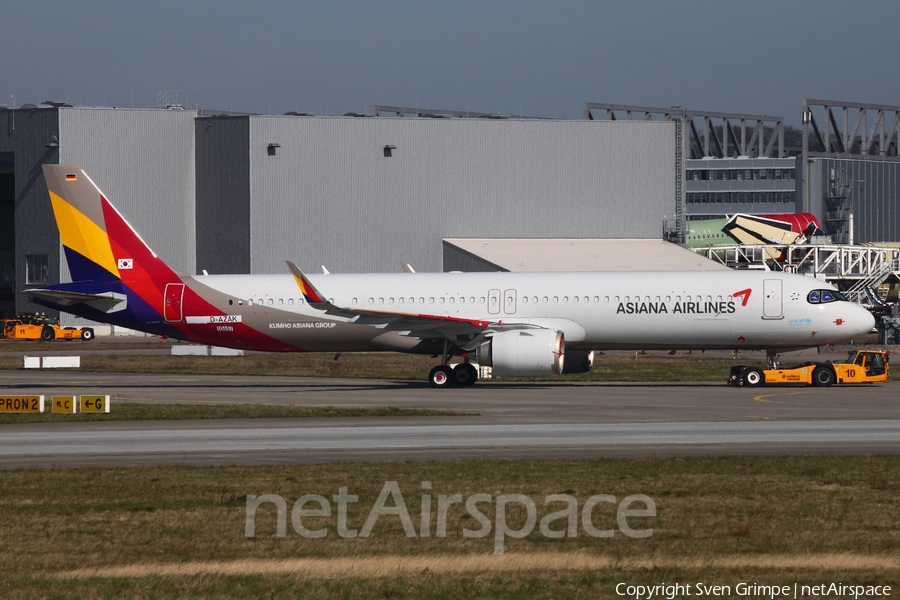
xmin=286 ymin=261 xmax=535 ymax=338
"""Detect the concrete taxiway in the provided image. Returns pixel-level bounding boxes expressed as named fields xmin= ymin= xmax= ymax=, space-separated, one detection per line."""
xmin=0 ymin=370 xmax=898 ymax=467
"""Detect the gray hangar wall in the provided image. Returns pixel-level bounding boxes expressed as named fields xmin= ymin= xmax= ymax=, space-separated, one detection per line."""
xmin=58 ymin=107 xmax=198 ymax=277
xmin=56 ymin=107 xmax=197 ymax=325
xmin=206 ymin=116 xmax=675 ymax=275
xmin=807 ymin=157 xmax=900 ymax=243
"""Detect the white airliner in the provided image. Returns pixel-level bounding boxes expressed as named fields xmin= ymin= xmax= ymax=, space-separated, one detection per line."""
xmin=28 ymin=165 xmax=874 ymax=387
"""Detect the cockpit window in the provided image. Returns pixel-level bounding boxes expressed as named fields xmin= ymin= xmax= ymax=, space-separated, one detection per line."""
xmin=807 ymin=289 xmax=846 ymax=304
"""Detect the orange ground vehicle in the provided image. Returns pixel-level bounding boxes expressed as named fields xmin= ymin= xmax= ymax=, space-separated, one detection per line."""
xmin=0 ymin=313 xmax=94 ymax=341
xmin=728 ymin=350 xmax=889 ymax=387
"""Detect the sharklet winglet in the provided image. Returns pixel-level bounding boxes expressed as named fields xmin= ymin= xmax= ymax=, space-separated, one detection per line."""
xmin=286 ymin=261 xmax=328 ymax=306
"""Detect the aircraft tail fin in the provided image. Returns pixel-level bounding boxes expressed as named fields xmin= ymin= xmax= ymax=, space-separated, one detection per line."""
xmin=42 ymin=164 xmax=179 ymax=284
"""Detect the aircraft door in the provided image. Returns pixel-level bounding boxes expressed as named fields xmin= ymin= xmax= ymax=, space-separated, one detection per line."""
xmin=503 ymin=289 xmax=517 ymax=315
xmin=164 ymin=283 xmax=185 ymax=322
xmin=488 ymin=289 xmax=501 ymax=315
xmin=762 ymin=279 xmax=783 ymax=319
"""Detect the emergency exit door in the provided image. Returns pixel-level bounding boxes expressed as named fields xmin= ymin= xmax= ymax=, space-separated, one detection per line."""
xmin=488 ymin=289 xmax=501 ymax=314
xmin=762 ymin=279 xmax=783 ymax=320
xmin=164 ymin=283 xmax=185 ymax=322
xmin=503 ymin=289 xmax=517 ymax=314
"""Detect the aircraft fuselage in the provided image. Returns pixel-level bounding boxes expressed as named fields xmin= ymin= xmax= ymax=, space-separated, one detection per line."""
xmin=66 ymin=269 xmax=870 ymax=353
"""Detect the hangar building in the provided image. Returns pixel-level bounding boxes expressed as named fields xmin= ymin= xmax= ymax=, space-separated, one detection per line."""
xmin=1 ymin=105 xmax=677 ymax=319
xmin=197 ymin=113 xmax=675 ymax=276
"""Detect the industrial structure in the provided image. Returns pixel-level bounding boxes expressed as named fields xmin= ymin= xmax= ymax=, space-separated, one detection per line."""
xmin=585 ymin=100 xmax=900 ymax=247
xmin=802 ymin=99 xmax=900 ymax=245
xmin=584 ymin=103 xmax=799 ymax=233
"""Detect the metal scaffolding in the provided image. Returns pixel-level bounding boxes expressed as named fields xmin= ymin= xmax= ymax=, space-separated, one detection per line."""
xmin=693 ymin=243 xmax=900 ymax=304
xmin=584 ymin=103 xmax=785 ymax=159
xmin=802 ymin=99 xmax=900 ymax=160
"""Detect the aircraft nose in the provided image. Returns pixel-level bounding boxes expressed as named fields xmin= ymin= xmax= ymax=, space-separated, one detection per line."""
xmin=848 ymin=303 xmax=876 ymax=337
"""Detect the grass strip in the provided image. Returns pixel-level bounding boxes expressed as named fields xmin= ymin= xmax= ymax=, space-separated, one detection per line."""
xmin=0 ymin=352 xmax=744 ymax=382
xmin=0 ymin=456 xmax=897 ymax=598
xmin=5 ymin=569 xmax=899 ymax=600
xmin=0 ymin=403 xmax=471 ymax=424
xmin=0 ymin=340 xmax=170 ymax=352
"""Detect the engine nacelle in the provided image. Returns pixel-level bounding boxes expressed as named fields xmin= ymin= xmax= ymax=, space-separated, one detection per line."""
xmin=562 ymin=350 xmax=594 ymax=374
xmin=476 ymin=329 xmax=564 ymax=377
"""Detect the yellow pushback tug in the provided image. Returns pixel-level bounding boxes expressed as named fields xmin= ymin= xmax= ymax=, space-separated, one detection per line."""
xmin=0 ymin=312 xmax=94 ymax=341
xmin=728 ymin=350 xmax=890 ymax=387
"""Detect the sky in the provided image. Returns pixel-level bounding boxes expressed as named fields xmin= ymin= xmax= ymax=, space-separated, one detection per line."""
xmin=2 ymin=1 xmax=899 ymax=125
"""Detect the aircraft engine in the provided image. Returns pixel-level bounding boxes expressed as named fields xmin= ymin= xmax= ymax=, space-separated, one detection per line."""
xmin=562 ymin=350 xmax=594 ymax=374
xmin=476 ymin=329 xmax=564 ymax=377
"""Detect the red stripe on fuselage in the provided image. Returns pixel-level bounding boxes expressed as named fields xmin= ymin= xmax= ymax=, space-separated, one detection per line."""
xmin=99 ymin=197 xmax=304 ymax=351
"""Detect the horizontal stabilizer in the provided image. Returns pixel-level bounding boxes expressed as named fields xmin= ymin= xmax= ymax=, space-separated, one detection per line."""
xmin=27 ymin=289 xmax=128 ymax=313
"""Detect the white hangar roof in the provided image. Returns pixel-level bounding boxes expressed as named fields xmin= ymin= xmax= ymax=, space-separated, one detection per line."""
xmin=442 ymin=238 xmax=730 ymax=272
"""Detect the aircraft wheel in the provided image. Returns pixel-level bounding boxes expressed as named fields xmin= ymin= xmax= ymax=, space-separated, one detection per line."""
xmin=429 ymin=365 xmax=455 ymax=388
xmin=81 ymin=328 xmax=95 ymax=341
xmin=743 ymin=367 xmax=764 ymax=387
xmin=453 ymin=363 xmax=478 ymax=387
xmin=812 ymin=366 xmax=834 ymax=387
xmin=40 ymin=326 xmax=55 ymax=341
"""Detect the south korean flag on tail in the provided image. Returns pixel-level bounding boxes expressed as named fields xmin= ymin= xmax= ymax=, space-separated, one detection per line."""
xmin=117 ymin=258 xmax=134 ymax=270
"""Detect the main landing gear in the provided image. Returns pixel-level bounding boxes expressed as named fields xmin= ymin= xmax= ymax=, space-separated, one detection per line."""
xmin=428 ymin=339 xmax=478 ymax=388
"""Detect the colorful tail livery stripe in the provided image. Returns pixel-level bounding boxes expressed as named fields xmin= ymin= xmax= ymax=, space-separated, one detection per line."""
xmin=40 ymin=165 xmax=187 ymax=336
xmin=43 ymin=167 xmax=121 ymax=281
xmin=37 ymin=165 xmax=297 ymax=350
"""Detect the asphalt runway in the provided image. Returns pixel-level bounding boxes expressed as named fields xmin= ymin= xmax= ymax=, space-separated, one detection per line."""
xmin=0 ymin=370 xmax=898 ymax=467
